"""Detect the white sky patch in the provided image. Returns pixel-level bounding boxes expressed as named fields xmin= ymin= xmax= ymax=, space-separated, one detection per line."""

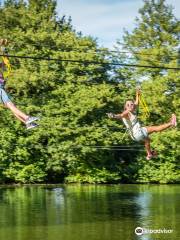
xmin=57 ymin=0 xmax=180 ymax=48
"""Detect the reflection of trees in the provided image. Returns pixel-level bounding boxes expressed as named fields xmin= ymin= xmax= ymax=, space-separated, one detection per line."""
xmin=0 ymin=186 xmax=55 ymax=240
xmin=134 ymin=185 xmax=180 ymax=240
xmin=58 ymin=185 xmax=143 ymax=240
xmin=0 ymin=185 xmax=179 ymax=240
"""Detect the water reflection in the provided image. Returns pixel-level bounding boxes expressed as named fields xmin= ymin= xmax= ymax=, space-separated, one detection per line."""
xmin=0 ymin=185 xmax=179 ymax=240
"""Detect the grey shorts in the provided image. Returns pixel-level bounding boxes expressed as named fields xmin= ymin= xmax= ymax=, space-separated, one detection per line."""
xmin=0 ymin=87 xmax=11 ymax=104
xmin=132 ymin=127 xmax=148 ymax=141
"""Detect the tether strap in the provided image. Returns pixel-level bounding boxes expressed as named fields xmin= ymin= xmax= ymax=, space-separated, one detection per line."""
xmin=0 ymin=43 xmax=12 ymax=80
xmin=139 ymin=94 xmax=150 ymax=119
xmin=1 ymin=56 xmax=11 ymax=79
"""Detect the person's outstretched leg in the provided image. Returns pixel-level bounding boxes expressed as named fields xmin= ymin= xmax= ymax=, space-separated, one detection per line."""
xmin=6 ymin=102 xmax=40 ymax=126
xmin=1 ymin=88 xmax=29 ymax=124
xmin=145 ymin=114 xmax=176 ymax=135
xmin=5 ymin=102 xmax=39 ymax=129
xmin=1 ymin=88 xmax=39 ymax=129
xmin=5 ymin=101 xmax=29 ymax=123
xmin=144 ymin=138 xmax=152 ymax=156
xmin=143 ymin=114 xmax=176 ymax=160
xmin=13 ymin=112 xmax=26 ymax=123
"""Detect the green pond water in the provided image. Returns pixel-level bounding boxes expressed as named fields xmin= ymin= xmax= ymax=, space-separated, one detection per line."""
xmin=0 ymin=184 xmax=179 ymax=240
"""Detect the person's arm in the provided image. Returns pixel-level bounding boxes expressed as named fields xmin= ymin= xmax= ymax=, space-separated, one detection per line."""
xmin=134 ymin=88 xmax=141 ymax=106
xmin=107 ymin=109 xmax=129 ymax=120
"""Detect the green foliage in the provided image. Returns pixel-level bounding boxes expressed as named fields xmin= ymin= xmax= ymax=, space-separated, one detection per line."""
xmin=136 ymin=130 xmax=180 ymax=183
xmin=0 ymin=0 xmax=179 ymax=184
xmin=3 ymin=162 xmax=46 ymax=183
xmin=65 ymin=167 xmax=121 ymax=184
xmin=137 ymin=161 xmax=180 ymax=183
xmin=114 ymin=0 xmax=180 ymax=183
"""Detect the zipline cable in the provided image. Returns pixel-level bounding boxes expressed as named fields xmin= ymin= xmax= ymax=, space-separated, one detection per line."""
xmin=1 ymin=54 xmax=180 ymax=70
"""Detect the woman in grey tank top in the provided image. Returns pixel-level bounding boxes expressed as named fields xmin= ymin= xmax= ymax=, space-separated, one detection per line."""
xmin=107 ymin=89 xmax=177 ymax=160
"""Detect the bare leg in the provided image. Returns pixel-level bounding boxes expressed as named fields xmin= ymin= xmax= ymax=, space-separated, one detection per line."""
xmin=144 ymin=138 xmax=152 ymax=156
xmin=13 ymin=112 xmax=26 ymax=123
xmin=145 ymin=122 xmax=172 ymax=134
xmin=145 ymin=114 xmax=176 ymax=135
xmin=5 ymin=101 xmax=29 ymax=123
xmin=143 ymin=114 xmax=176 ymax=160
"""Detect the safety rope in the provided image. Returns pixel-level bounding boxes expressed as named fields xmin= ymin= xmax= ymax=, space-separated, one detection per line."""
xmin=139 ymin=93 xmax=150 ymax=120
xmin=136 ymin=86 xmax=150 ymax=121
xmin=0 ymin=39 xmax=12 ymax=79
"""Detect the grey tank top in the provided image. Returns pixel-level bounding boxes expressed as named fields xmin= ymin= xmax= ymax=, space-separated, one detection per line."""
xmin=122 ymin=112 xmax=141 ymax=138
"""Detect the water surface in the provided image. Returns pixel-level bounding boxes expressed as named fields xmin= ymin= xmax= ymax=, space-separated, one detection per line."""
xmin=0 ymin=184 xmax=179 ymax=240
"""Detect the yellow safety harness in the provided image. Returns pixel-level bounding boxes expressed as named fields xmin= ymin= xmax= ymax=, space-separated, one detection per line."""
xmin=139 ymin=92 xmax=150 ymax=121
xmin=0 ymin=39 xmax=12 ymax=80
xmin=1 ymin=55 xmax=12 ymax=79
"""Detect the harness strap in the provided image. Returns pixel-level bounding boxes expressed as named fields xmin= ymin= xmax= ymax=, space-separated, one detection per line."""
xmin=0 ymin=41 xmax=12 ymax=80
xmin=1 ymin=56 xmax=12 ymax=79
xmin=139 ymin=94 xmax=150 ymax=120
xmin=123 ymin=115 xmax=139 ymax=141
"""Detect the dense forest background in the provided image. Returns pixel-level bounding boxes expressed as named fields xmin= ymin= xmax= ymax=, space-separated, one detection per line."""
xmin=0 ymin=0 xmax=179 ymax=184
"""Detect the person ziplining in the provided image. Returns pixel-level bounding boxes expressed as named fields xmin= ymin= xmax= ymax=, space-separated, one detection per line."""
xmin=107 ymin=89 xmax=177 ymax=160
xmin=0 ymin=39 xmax=39 ymax=129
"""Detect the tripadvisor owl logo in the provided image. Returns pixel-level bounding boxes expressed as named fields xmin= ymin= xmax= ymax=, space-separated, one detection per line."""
xmin=135 ymin=226 xmax=173 ymax=235
xmin=135 ymin=227 xmax=144 ymax=236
